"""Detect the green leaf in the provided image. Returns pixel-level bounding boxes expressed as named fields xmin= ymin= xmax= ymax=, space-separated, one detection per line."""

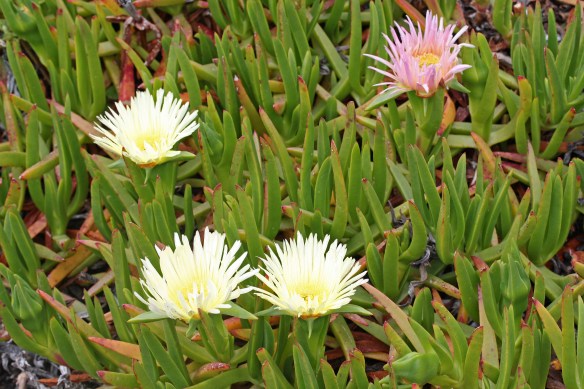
xmin=128 ymin=311 xmax=170 ymax=324
xmin=387 ymin=159 xmax=413 ymax=200
xmin=49 ymin=318 xmax=84 ymax=371
xmin=497 ymin=307 xmax=516 ymax=389
xmin=141 ymin=327 xmax=191 ymax=388
xmin=261 ymin=143 xmax=282 ymax=239
xmin=461 ymin=327 xmax=483 ymax=389
xmin=257 ymin=348 xmax=294 ymax=389
xmin=220 ymin=302 xmax=257 ymax=320
xmin=518 ymin=323 xmax=534 ymax=380
xmin=454 ymin=253 xmax=480 ymax=322
xmin=545 ymin=50 xmax=568 ymax=124
xmin=0 ymin=306 xmax=52 ymax=358
xmin=330 ymin=142 xmax=348 ymax=239
xmin=465 ymin=188 xmax=492 ymax=255
xmin=255 ymin=306 xmax=288 ymax=317
xmin=103 ymin=287 xmax=134 ymax=343
xmin=363 ymin=284 xmax=424 ymax=352
xmin=392 ymin=351 xmax=440 ymax=384
xmin=362 ymin=178 xmax=391 ymax=232
xmin=365 ymin=88 xmax=404 ymax=110
xmin=559 ymin=162 xmax=577 ymax=244
xmin=527 ymin=171 xmax=554 ymax=264
xmin=236 ymin=187 xmax=263 ymax=267
xmin=561 ymin=287 xmax=579 ymax=389
xmin=319 ymin=360 xmax=340 ymax=389
xmin=480 ymin=268 xmax=503 ymax=338
xmin=577 ymin=298 xmax=584 ymax=386
xmin=330 ymin=304 xmax=372 ymax=316
xmin=6 ymin=208 xmax=39 ymax=283
xmin=98 ymin=371 xmax=140 ymax=388
xmin=293 ymin=344 xmax=319 ymax=389
xmin=260 ymin=109 xmax=299 ymax=203
xmin=273 ymin=40 xmax=299 ymax=112
xmin=534 ymin=299 xmax=562 ymax=362
xmin=366 ymin=243 xmax=383 ymax=291
xmin=314 ymin=157 xmax=332 ymax=217
xmin=66 ymin=321 xmax=103 ymax=379
xmin=383 ymin=233 xmax=401 ymax=299
xmin=411 ymin=288 xmax=433 ymax=333
xmin=348 ymin=350 xmax=369 ymax=387
xmin=433 ymin=301 xmax=468 ymax=368
xmin=0 ymin=151 xmax=26 ymax=167
xmin=435 ymin=185 xmax=453 ymax=264
xmin=408 ymin=146 xmax=441 ymax=227
xmin=348 ymin=0 xmax=365 ymax=95
xmin=246 ymin=0 xmax=274 ymax=54
xmin=540 ymin=107 xmax=575 ymax=159
xmin=186 ymin=367 xmax=251 ymax=389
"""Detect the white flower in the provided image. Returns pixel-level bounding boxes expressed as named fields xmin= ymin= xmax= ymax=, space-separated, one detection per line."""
xmin=92 ymin=89 xmax=199 ymax=167
xmin=254 ymin=234 xmax=368 ymax=318
xmin=136 ymin=229 xmax=258 ymax=321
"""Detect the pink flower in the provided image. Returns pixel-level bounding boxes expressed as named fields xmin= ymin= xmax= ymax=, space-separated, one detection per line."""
xmin=365 ymin=11 xmax=472 ymax=97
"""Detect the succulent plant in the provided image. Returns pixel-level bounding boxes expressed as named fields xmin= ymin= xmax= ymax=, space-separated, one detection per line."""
xmin=0 ymin=0 xmax=583 ymax=387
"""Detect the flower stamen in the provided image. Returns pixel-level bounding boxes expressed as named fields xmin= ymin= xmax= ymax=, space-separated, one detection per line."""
xmin=416 ymin=52 xmax=440 ymax=68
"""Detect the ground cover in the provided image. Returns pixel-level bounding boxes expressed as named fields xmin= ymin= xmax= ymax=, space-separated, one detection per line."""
xmin=1 ymin=0 xmax=584 ymax=388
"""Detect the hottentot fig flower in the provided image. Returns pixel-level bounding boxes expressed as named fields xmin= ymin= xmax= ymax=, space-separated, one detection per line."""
xmin=91 ymin=89 xmax=199 ymax=167
xmin=254 ymin=233 xmax=368 ymax=318
xmin=135 ymin=229 xmax=258 ymax=322
xmin=365 ymin=11 xmax=472 ymax=97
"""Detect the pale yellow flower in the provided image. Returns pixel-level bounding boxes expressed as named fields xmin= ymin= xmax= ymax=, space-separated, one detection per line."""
xmin=254 ymin=234 xmax=368 ymax=318
xmin=136 ymin=229 xmax=257 ymax=321
xmin=92 ymin=89 xmax=199 ymax=167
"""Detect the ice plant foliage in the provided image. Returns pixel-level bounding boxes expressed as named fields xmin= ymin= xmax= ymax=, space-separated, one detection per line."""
xmin=255 ymin=234 xmax=368 ymax=318
xmin=92 ymin=89 xmax=199 ymax=167
xmin=366 ymin=11 xmax=472 ymax=97
xmin=6 ymin=0 xmax=584 ymax=386
xmin=136 ymin=229 xmax=257 ymax=321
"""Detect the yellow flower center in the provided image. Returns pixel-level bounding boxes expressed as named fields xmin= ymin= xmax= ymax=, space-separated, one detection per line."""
xmin=416 ymin=52 xmax=440 ymax=68
xmin=134 ymin=132 xmax=160 ymax=150
xmin=296 ymin=282 xmax=325 ymax=302
xmin=169 ymin=279 xmax=210 ymax=318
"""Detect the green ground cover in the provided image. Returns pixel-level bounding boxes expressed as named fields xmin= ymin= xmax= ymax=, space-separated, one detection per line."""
xmin=1 ymin=0 xmax=584 ymax=387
